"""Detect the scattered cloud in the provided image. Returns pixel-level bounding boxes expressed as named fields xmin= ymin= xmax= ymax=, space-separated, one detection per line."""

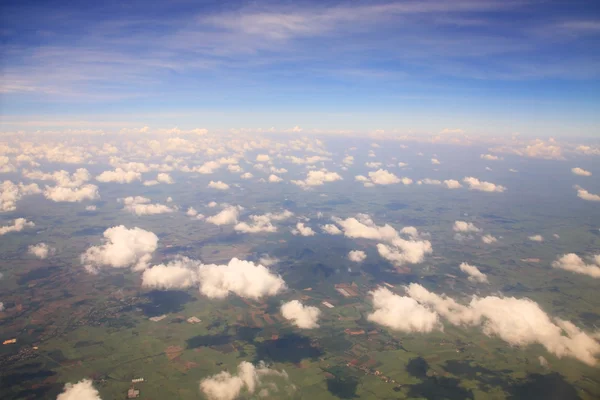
xmin=57 ymin=379 xmax=102 ymax=400
xmin=576 ymin=186 xmax=600 ymax=201
xmin=481 ymin=154 xmax=501 ymax=161
xmin=234 ymin=210 xmax=293 ymax=233
xmin=462 ymin=177 xmax=506 ymax=192
xmin=292 ymin=222 xmax=316 ymax=236
xmin=268 ymin=174 xmax=283 ymax=183
xmin=208 ymin=180 xmax=230 ymax=190
xmin=552 ymin=253 xmax=600 ymax=278
xmin=571 ymin=167 xmax=591 ymax=176
xmin=348 ymin=250 xmax=366 ymax=263
xmin=96 ymin=168 xmax=141 ymax=183
xmin=481 ymin=234 xmax=498 ymax=244
xmin=528 ymin=234 xmax=544 ymax=242
xmin=206 ymin=205 xmax=242 ymax=225
xmin=80 ymin=226 xmax=158 ymax=274
xmin=453 ymin=221 xmax=480 ymax=233
xmin=321 ymin=223 xmax=342 ymax=235
xmin=121 ymin=196 xmax=175 ymax=215
xmin=459 ymin=262 xmax=489 ymax=283
xmin=431 ymin=158 xmax=441 ymax=165
xmin=281 ymin=300 xmax=321 ymax=329
xmin=1 ymin=181 xmax=41 ymax=212
xmin=28 ymin=243 xmax=55 ymax=259
xmin=0 ymin=218 xmax=35 ymax=235
xmin=291 ymin=169 xmax=342 ymax=188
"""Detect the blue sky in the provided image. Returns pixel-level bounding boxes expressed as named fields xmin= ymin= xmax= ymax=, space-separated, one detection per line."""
xmin=1 ymin=0 xmax=600 ymax=136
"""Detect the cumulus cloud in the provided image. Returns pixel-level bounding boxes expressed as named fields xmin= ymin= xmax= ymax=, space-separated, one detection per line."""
xmin=453 ymin=221 xmax=480 ymax=233
xmin=241 ymin=172 xmax=253 ymax=179
xmin=321 ymin=223 xmax=342 ymax=235
xmin=198 ymin=258 xmax=286 ymax=299
xmin=291 ymin=170 xmax=342 ymax=188
xmin=348 ymin=250 xmax=366 ymax=263
xmin=529 ymin=235 xmax=544 ymax=242
xmin=342 ymin=155 xmax=354 ymax=166
xmin=481 ymin=154 xmax=501 ymax=161
xmin=418 ymin=178 xmax=463 ymax=189
xmin=281 ymin=300 xmax=321 ymax=329
xmin=144 ymin=173 xmax=174 ymax=186
xmin=142 ymin=257 xmax=199 ymax=289
xmin=186 ymin=207 xmax=204 ymax=219
xmin=28 ymin=243 xmax=55 ymax=259
xmin=200 ymin=361 xmax=289 ymax=400
xmin=292 ymin=222 xmax=315 ymax=236
xmin=208 ymin=180 xmax=230 ymax=190
xmin=206 ymin=206 xmax=242 ymax=226
xmin=234 ymin=210 xmax=293 ymax=233
xmin=552 ymin=253 xmax=600 ymax=278
xmin=0 ymin=218 xmax=35 ymax=235
xmin=120 ymin=196 xmax=175 ymax=216
xmin=357 ymin=169 xmax=412 ymax=187
xmin=1 ymin=181 xmax=42 ymax=212
xmin=24 ymin=168 xmax=91 ymax=187
xmin=80 ymin=226 xmax=158 ymax=274
xmin=576 ymin=187 xmax=600 ymax=202
xmin=57 ymin=379 xmax=102 ymax=400
xmin=365 ymin=162 xmax=382 ymax=169
xmin=368 ymin=287 xmax=442 ymax=333
xmin=333 ymin=214 xmax=431 ymax=266
xmin=481 ymin=234 xmax=498 ymax=244
xmin=44 ymin=184 xmax=99 ymax=202
xmin=431 ymin=158 xmax=441 ymax=165
xmin=404 ymin=283 xmax=600 ymax=366
xmin=268 ymin=174 xmax=283 ymax=183
xmin=462 ymin=177 xmax=506 ymax=192
xmin=459 ymin=262 xmax=489 ymax=283
xmin=256 ymin=154 xmax=270 ymax=162
xmin=571 ymin=167 xmax=591 ymax=177
xmin=96 ymin=168 xmax=141 ymax=183
xmin=444 ymin=179 xmax=462 ymax=189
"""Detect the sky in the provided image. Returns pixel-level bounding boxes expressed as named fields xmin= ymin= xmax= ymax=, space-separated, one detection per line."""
xmin=1 ymin=0 xmax=600 ymax=137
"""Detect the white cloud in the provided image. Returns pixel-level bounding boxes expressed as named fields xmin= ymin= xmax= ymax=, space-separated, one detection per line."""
xmin=256 ymin=154 xmax=270 ymax=162
xmin=96 ymin=168 xmax=141 ymax=183
xmin=80 ymin=226 xmax=158 ymax=274
xmin=368 ymin=287 xmax=442 ymax=333
xmin=528 ymin=234 xmax=544 ymax=242
xmin=572 ymin=167 xmax=592 ymax=177
xmin=365 ymin=162 xmax=382 ymax=169
xmin=481 ymin=154 xmax=501 ymax=161
xmin=206 ymin=205 xmax=242 ymax=226
xmin=207 ymin=201 xmax=218 ymax=208
xmin=120 ymin=196 xmax=175 ymax=216
xmin=198 ymin=258 xmax=286 ymax=299
xmin=200 ymin=361 xmax=289 ymax=400
xmin=241 ymin=172 xmax=254 ymax=179
xmin=292 ymin=222 xmax=315 ymax=236
xmin=44 ymin=184 xmax=99 ymax=202
xmin=418 ymin=178 xmax=441 ymax=185
xmin=462 ymin=177 xmax=506 ymax=192
xmin=431 ymin=158 xmax=441 ymax=165
xmin=342 ymin=155 xmax=354 ymax=166
xmin=186 ymin=207 xmax=204 ymax=219
xmin=552 ymin=253 xmax=600 ymax=279
xmin=268 ymin=174 xmax=283 ymax=183
xmin=85 ymin=205 xmax=97 ymax=211
xmin=0 ymin=218 xmax=35 ymax=236
xmin=576 ymin=187 xmax=600 ymax=202
xmin=291 ymin=169 xmax=342 ymax=188
xmin=444 ymin=179 xmax=462 ymax=189
xmin=405 ymin=283 xmax=600 ymax=366
xmin=28 ymin=243 xmax=55 ymax=259
xmin=208 ymin=180 xmax=230 ymax=190
xmin=196 ymin=161 xmax=222 ymax=174
xmin=281 ymin=300 xmax=321 ymax=329
xmin=258 ymin=255 xmax=279 ymax=266
xmin=23 ymin=168 xmax=91 ymax=187
xmin=234 ymin=210 xmax=293 ymax=233
xmin=453 ymin=221 xmax=480 ymax=233
xmin=348 ymin=250 xmax=366 ymax=263
xmin=1 ymin=181 xmax=41 ymax=212
xmin=228 ymin=164 xmax=243 ymax=173
xmin=321 ymin=223 xmax=342 ymax=235
xmin=481 ymin=234 xmax=498 ymax=244
xmin=57 ymin=379 xmax=102 ymax=400
xmin=368 ymin=169 xmax=401 ymax=185
xmin=334 ymin=214 xmax=431 ymax=266
xmin=143 ymin=173 xmax=174 ymax=186
xmin=459 ymin=262 xmax=489 ymax=283
xmin=142 ymin=257 xmax=199 ymax=290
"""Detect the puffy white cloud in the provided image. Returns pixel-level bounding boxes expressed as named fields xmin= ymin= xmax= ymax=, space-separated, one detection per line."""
xmin=268 ymin=174 xmax=283 ymax=183
xmin=292 ymin=222 xmax=315 ymax=236
xmin=96 ymin=168 xmax=141 ymax=183
xmin=571 ymin=167 xmax=591 ymax=177
xmin=24 ymin=168 xmax=91 ymax=187
xmin=206 ymin=206 xmax=242 ymax=226
xmin=368 ymin=287 xmax=441 ymax=333
xmin=398 ymin=162 xmax=408 ymax=167
xmin=207 ymin=201 xmax=218 ymax=208
xmin=348 ymin=250 xmax=366 ymax=263
xmin=0 ymin=156 xmax=16 ymax=173
xmin=281 ymin=300 xmax=321 ymax=329
xmin=186 ymin=207 xmax=204 ymax=219
xmin=80 ymin=226 xmax=158 ymax=274
xmin=291 ymin=170 xmax=342 ymax=188
xmin=357 ymin=169 xmax=411 ymax=187
xmin=208 ymin=180 xmax=230 ymax=190
xmin=365 ymin=162 xmax=382 ymax=169
xmin=228 ymin=164 xmax=243 ymax=173
xmin=342 ymin=155 xmax=354 ymax=166
xmin=44 ymin=184 xmax=99 ymax=203
xmin=552 ymin=253 xmax=600 ymax=279
xmin=200 ymin=361 xmax=289 ymax=400
xmin=144 ymin=173 xmax=174 ymax=186
xmin=198 ymin=258 xmax=286 ymax=299
xmin=334 ymin=214 xmax=431 ymax=266
xmin=431 ymin=158 xmax=441 ymax=165
xmin=28 ymin=243 xmax=55 ymax=259
xmin=490 ymin=139 xmax=564 ymax=160
xmin=462 ymin=177 xmax=506 ymax=192
xmin=576 ymin=187 xmax=600 ymax=202
xmin=120 ymin=196 xmax=175 ymax=216
xmin=286 ymin=155 xmax=329 ymax=165
xmin=256 ymin=154 xmax=270 ymax=162
xmin=142 ymin=257 xmax=199 ymax=290
xmin=196 ymin=161 xmax=221 ymax=174
xmin=1 ymin=181 xmax=41 ymax=212
xmin=528 ymin=234 xmax=544 ymax=242
xmin=258 ymin=255 xmax=279 ymax=266
xmin=459 ymin=262 xmax=489 ymax=283
xmin=234 ymin=210 xmax=293 ymax=234
xmin=0 ymin=218 xmax=35 ymax=235
xmin=481 ymin=154 xmax=501 ymax=161
xmin=418 ymin=178 xmax=441 ymax=185
xmin=405 ymin=283 xmax=600 ymax=366
xmin=57 ymin=379 xmax=102 ymax=400
xmin=321 ymin=223 xmax=342 ymax=235
xmin=241 ymin=172 xmax=254 ymax=179
xmin=481 ymin=234 xmax=498 ymax=244
xmin=453 ymin=221 xmax=480 ymax=233
xmin=444 ymin=179 xmax=463 ymax=189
